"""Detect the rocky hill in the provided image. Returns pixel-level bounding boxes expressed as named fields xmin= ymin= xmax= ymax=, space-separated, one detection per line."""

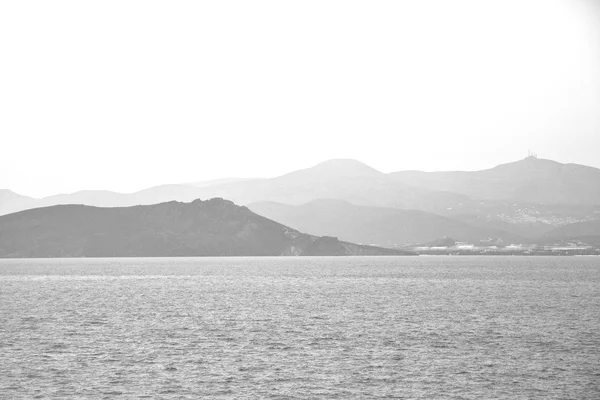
xmin=0 ymin=198 xmax=406 ymax=258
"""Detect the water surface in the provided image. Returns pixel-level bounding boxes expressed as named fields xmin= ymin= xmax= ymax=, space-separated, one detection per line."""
xmin=1 ymin=256 xmax=599 ymax=399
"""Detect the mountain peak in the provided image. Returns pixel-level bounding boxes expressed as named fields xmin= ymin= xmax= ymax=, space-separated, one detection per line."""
xmin=490 ymin=156 xmax=565 ymax=174
xmin=308 ymin=159 xmax=384 ymax=177
xmin=274 ymin=158 xmax=384 ymax=184
xmin=0 ymin=189 xmax=33 ymax=201
xmin=517 ymin=156 xmax=559 ymax=165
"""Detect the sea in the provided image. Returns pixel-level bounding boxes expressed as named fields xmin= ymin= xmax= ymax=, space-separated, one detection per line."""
xmin=0 ymin=256 xmax=598 ymax=399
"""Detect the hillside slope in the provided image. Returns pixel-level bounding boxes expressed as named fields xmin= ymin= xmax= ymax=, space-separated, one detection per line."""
xmin=248 ymin=199 xmax=518 ymax=247
xmin=546 ymin=218 xmax=600 ymax=237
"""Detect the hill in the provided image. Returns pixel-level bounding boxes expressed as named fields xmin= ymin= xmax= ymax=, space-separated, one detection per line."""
xmin=389 ymin=156 xmax=600 ymax=206
xmin=248 ymin=199 xmax=518 ymax=247
xmin=0 ymin=198 xmax=406 ymax=258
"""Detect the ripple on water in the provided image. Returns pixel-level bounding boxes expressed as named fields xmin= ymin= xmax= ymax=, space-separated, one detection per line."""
xmin=0 ymin=256 xmax=599 ymax=399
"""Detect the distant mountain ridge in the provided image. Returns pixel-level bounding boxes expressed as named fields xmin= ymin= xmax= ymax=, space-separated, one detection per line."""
xmin=189 ymin=159 xmax=463 ymax=209
xmin=0 ymin=159 xmax=476 ymax=214
xmin=0 ymin=190 xmax=37 ymax=216
xmin=389 ymin=156 xmax=600 ymax=206
xmin=0 ymin=185 xmax=212 ymax=216
xmin=0 ymin=198 xmax=405 ymax=258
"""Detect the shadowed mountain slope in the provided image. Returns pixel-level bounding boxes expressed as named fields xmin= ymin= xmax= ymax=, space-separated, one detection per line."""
xmin=389 ymin=156 xmax=600 ymax=206
xmin=0 ymin=198 xmax=406 ymax=258
xmin=543 ymin=218 xmax=600 ymax=241
xmin=534 ymin=218 xmax=600 ymax=246
xmin=248 ymin=199 xmax=518 ymax=247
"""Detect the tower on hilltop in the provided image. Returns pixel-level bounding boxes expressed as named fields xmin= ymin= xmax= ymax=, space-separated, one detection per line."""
xmin=527 ymin=150 xmax=538 ymax=158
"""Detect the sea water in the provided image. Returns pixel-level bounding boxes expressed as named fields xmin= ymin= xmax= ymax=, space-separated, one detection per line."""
xmin=1 ymin=256 xmax=599 ymax=399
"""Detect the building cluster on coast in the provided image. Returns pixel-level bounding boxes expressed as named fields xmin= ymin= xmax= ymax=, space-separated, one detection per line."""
xmin=407 ymin=241 xmax=600 ymax=256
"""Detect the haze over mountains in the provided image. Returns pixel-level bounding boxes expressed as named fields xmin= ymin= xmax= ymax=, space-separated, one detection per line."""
xmin=2 ymin=156 xmax=600 ymax=248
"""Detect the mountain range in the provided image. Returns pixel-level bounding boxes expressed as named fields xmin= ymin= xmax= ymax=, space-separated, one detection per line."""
xmin=2 ymin=156 xmax=600 ymax=249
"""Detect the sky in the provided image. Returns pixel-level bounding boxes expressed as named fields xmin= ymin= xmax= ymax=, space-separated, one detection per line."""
xmin=1 ymin=0 xmax=599 ymax=197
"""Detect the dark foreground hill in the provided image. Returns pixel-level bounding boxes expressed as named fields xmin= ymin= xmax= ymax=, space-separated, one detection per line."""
xmin=0 ymin=198 xmax=407 ymax=258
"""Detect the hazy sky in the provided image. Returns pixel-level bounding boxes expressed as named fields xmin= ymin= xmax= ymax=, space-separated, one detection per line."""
xmin=1 ymin=0 xmax=599 ymax=197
